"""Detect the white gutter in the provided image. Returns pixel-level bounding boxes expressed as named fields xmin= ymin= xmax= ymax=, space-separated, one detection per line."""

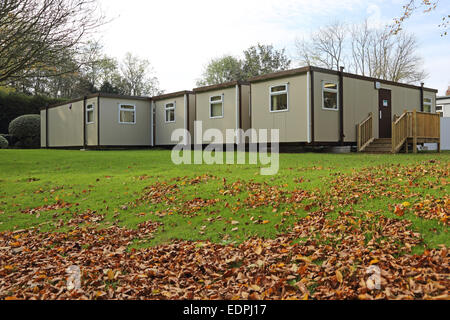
xmin=235 ymin=84 xmax=240 ymax=145
xmin=306 ymin=71 xmax=311 ymax=143
xmin=151 ymin=101 xmax=155 ymax=146
xmin=184 ymin=93 xmax=189 ymax=145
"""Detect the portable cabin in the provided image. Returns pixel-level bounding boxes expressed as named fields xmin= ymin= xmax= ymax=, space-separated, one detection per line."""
xmin=152 ymin=91 xmax=195 ymax=146
xmin=249 ymin=66 xmax=439 ymax=153
xmin=41 ymin=93 xmax=152 ymax=149
xmin=193 ymin=81 xmax=251 ymax=145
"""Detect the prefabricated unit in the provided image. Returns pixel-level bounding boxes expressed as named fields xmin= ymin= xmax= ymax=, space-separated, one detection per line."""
xmin=193 ymin=81 xmax=251 ymax=144
xmin=41 ymin=93 xmax=152 ymax=148
xmin=249 ymin=66 xmax=438 ymax=145
xmin=152 ymin=91 xmax=195 ymax=146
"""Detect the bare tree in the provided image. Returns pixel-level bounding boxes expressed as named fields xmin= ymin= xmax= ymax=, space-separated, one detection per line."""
xmin=350 ymin=23 xmax=427 ymax=83
xmin=296 ymin=21 xmax=347 ymax=70
xmin=119 ymin=53 xmax=161 ymax=96
xmin=0 ymin=0 xmax=105 ymax=83
xmin=350 ymin=20 xmax=371 ymax=76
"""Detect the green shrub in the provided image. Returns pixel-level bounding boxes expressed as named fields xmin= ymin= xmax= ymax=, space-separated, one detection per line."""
xmin=8 ymin=115 xmax=41 ymax=148
xmin=0 ymin=135 xmax=8 ymax=149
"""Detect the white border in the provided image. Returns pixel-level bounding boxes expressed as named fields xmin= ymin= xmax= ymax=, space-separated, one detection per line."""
xmin=306 ymin=72 xmax=311 ymax=143
xmin=209 ymin=94 xmax=224 ymax=119
xmin=269 ymin=83 xmax=289 ymax=113
xmin=118 ymin=103 xmax=136 ymax=124
xmin=322 ymin=81 xmax=339 ymax=111
xmin=86 ymin=103 xmax=95 ymax=124
xmin=164 ymin=101 xmax=176 ymax=123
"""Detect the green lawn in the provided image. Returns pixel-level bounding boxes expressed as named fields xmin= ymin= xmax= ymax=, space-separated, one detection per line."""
xmin=0 ymin=149 xmax=448 ymax=249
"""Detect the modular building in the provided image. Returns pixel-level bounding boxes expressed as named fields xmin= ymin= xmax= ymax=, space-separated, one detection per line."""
xmin=152 ymin=91 xmax=195 ymax=146
xmin=41 ymin=93 xmax=152 ymax=148
xmin=249 ymin=66 xmax=438 ymax=151
xmin=193 ymin=81 xmax=251 ymax=145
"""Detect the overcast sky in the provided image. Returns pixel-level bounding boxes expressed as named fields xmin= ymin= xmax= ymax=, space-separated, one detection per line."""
xmin=97 ymin=0 xmax=450 ymax=95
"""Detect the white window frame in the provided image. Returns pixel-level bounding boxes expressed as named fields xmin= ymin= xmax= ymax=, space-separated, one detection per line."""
xmin=269 ymin=83 xmax=289 ymax=113
xmin=423 ymin=97 xmax=433 ymax=113
xmin=164 ymin=101 xmax=176 ymax=123
xmin=118 ymin=104 xmax=136 ymax=124
xmin=86 ymin=104 xmax=95 ymax=124
xmin=322 ymin=81 xmax=339 ymax=111
xmin=209 ymin=94 xmax=224 ymax=119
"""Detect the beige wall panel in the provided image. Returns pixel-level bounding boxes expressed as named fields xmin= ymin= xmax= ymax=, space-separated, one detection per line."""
xmin=40 ymin=109 xmax=46 ymax=147
xmin=196 ymin=87 xmax=237 ymax=144
xmin=251 ymin=75 xmax=308 ymax=143
xmin=154 ymin=96 xmax=186 ymax=146
xmin=240 ymin=84 xmax=251 ymax=131
xmin=342 ymin=77 xmax=378 ymax=142
xmin=99 ymin=97 xmax=151 ymax=146
xmin=189 ymin=94 xmax=196 ymax=138
xmin=342 ymin=76 xmax=435 ymax=142
xmin=85 ymin=97 xmax=98 ymax=146
xmin=47 ymin=101 xmax=84 ymax=147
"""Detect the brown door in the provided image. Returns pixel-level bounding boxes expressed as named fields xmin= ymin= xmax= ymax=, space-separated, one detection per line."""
xmin=378 ymin=89 xmax=392 ymax=138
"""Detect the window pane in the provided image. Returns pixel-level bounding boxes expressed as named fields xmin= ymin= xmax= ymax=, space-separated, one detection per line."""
xmin=423 ymin=105 xmax=431 ymax=113
xmin=166 ymin=109 xmax=175 ymax=122
xmin=120 ymin=110 xmax=135 ymax=123
xmin=166 ymin=103 xmax=174 ymax=109
xmin=436 ymin=106 xmax=442 ymax=111
xmin=87 ymin=110 xmax=94 ymax=123
xmin=121 ymin=105 xmax=134 ymax=110
xmin=271 ymin=93 xmax=288 ymax=111
xmin=324 ymin=91 xmax=338 ymax=109
xmin=271 ymin=85 xmax=287 ymax=93
xmin=423 ymin=98 xmax=432 ymax=104
xmin=324 ymin=82 xmax=337 ymax=90
xmin=211 ymin=103 xmax=223 ymax=117
xmin=211 ymin=95 xmax=222 ymax=102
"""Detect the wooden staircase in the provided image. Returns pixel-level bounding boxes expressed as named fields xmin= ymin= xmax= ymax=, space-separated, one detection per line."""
xmin=361 ymin=138 xmax=392 ymax=153
xmin=356 ymin=109 xmax=441 ymax=154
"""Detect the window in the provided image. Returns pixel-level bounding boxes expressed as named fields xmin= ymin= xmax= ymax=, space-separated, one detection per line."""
xmin=322 ymin=81 xmax=339 ymax=110
xmin=423 ymin=97 xmax=432 ymax=113
xmin=270 ymin=84 xmax=288 ymax=112
xmin=86 ymin=104 xmax=94 ymax=124
xmin=165 ymin=102 xmax=176 ymax=123
xmin=209 ymin=95 xmax=224 ymax=118
xmin=119 ymin=104 xmax=136 ymax=124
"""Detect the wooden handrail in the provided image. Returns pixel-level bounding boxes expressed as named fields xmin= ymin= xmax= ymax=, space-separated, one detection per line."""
xmin=391 ymin=109 xmax=441 ymax=153
xmin=392 ymin=111 xmax=408 ymax=153
xmin=357 ymin=112 xmax=374 ymax=152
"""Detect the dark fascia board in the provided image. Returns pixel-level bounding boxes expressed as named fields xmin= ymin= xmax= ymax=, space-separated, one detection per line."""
xmin=309 ymin=66 xmax=438 ymax=93
xmin=248 ymin=65 xmax=438 ymax=93
xmin=42 ymin=93 xmax=151 ymax=110
xmin=248 ymin=66 xmax=311 ymax=83
xmin=151 ymin=90 xmax=194 ymax=101
xmin=436 ymin=96 xmax=449 ymax=100
xmin=193 ymin=81 xmax=250 ymax=93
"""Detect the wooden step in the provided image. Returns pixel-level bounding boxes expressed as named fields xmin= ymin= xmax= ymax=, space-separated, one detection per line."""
xmin=361 ymin=138 xmax=392 ymax=153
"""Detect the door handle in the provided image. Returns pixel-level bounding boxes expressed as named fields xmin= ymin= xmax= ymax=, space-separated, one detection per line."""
xmin=380 ymin=111 xmax=382 ymax=120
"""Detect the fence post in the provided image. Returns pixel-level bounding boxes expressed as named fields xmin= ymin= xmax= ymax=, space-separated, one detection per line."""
xmin=437 ymin=114 xmax=441 ymax=153
xmin=413 ymin=109 xmax=417 ymax=153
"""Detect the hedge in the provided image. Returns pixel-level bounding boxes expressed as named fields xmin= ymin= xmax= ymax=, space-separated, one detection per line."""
xmin=0 ymin=90 xmax=65 ymax=134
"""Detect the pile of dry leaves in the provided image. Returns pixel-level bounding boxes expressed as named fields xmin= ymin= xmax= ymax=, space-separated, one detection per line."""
xmin=1 ymin=209 xmax=448 ymax=300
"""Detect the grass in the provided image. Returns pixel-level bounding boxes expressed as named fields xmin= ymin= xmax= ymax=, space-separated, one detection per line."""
xmin=0 ymin=149 xmax=448 ymax=249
